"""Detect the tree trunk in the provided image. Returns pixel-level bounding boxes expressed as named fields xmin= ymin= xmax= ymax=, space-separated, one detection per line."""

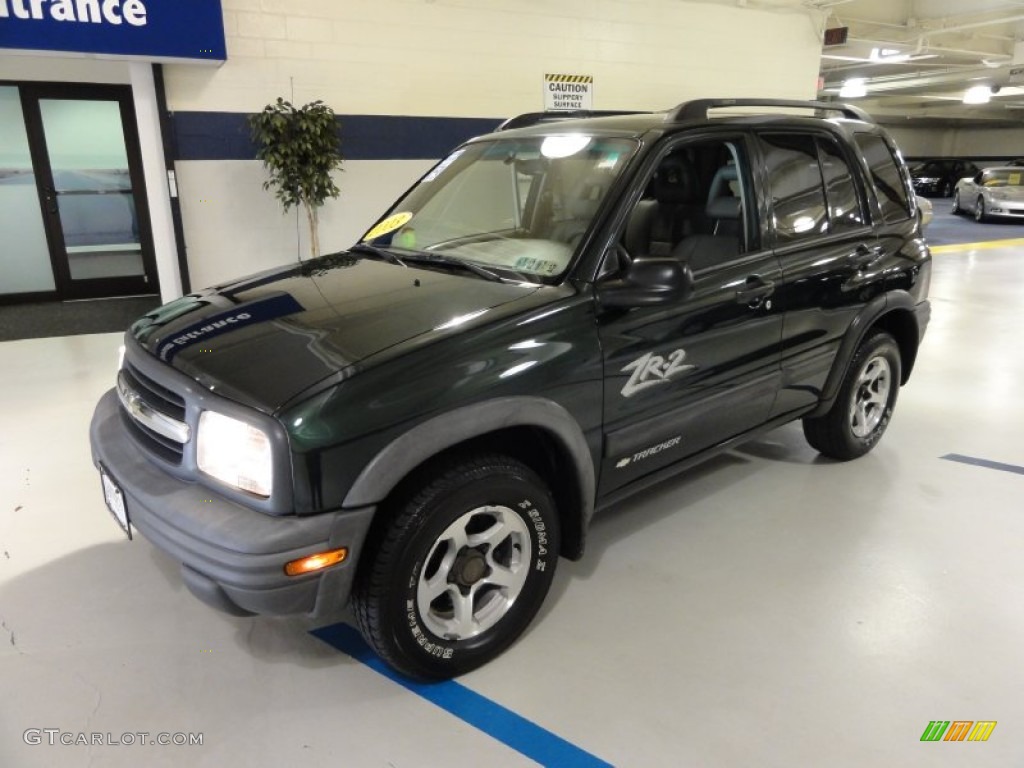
xmin=305 ymin=202 xmax=320 ymax=259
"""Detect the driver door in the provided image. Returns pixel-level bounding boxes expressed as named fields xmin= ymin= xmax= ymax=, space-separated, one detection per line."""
xmin=596 ymin=134 xmax=784 ymax=495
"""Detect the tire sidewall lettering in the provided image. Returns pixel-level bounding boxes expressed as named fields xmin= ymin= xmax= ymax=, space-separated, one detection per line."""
xmin=395 ymin=485 xmax=556 ymax=667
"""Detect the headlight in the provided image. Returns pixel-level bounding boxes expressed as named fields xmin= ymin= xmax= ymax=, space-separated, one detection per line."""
xmin=915 ymin=177 xmax=939 ymax=184
xmin=197 ymin=411 xmax=273 ymax=497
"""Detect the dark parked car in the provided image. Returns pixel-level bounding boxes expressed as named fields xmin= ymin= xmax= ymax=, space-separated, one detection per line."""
xmin=909 ymin=158 xmax=979 ymax=198
xmin=90 ymin=99 xmax=931 ymax=680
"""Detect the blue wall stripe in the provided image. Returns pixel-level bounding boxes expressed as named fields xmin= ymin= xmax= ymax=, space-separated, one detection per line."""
xmin=172 ymin=112 xmax=503 ymax=161
xmin=311 ymin=623 xmax=614 ymax=768
xmin=940 ymin=453 xmax=1024 ymax=476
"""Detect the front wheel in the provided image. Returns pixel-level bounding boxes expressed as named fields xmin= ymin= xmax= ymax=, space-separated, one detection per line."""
xmin=941 ymin=180 xmax=953 ymax=197
xmin=803 ymin=332 xmax=901 ymax=461
xmin=951 ymin=190 xmax=961 ymax=214
xmin=352 ymin=454 xmax=559 ymax=680
xmin=975 ymin=197 xmax=987 ymax=222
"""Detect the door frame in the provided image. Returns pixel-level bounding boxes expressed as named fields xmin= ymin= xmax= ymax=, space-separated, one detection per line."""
xmin=11 ymin=80 xmax=160 ymax=301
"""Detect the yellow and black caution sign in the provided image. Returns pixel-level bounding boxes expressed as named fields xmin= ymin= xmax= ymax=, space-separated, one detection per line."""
xmin=544 ymin=73 xmax=594 ymax=111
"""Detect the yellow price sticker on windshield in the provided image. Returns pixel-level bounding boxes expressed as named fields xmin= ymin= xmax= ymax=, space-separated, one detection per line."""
xmin=363 ymin=212 xmax=413 ymax=241
xmin=1010 ymin=173 xmax=1021 ymax=186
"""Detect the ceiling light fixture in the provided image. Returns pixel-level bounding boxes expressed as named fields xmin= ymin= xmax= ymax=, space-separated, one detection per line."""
xmin=839 ymin=78 xmax=867 ymax=98
xmin=963 ymin=85 xmax=992 ymax=104
xmin=870 ymin=47 xmax=911 ymax=63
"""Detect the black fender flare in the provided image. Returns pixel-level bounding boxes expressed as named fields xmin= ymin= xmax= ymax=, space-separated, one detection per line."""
xmin=809 ymin=290 xmax=919 ymax=418
xmin=342 ymin=396 xmax=597 ymax=551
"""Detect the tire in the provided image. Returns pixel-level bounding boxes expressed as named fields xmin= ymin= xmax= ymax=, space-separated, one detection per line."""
xmin=975 ymin=197 xmax=987 ymax=222
xmin=803 ymin=332 xmax=901 ymax=461
xmin=352 ymin=454 xmax=559 ymax=680
xmin=951 ymin=190 xmax=961 ymax=215
xmin=941 ymin=180 xmax=953 ymax=197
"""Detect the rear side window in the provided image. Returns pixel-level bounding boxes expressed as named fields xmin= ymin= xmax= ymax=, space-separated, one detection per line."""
xmin=760 ymin=133 xmax=827 ymax=245
xmin=854 ymin=133 xmax=912 ymax=223
xmin=818 ymin=136 xmax=864 ymax=233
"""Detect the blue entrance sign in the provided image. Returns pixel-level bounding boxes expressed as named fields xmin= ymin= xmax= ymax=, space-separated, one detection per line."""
xmin=0 ymin=0 xmax=226 ymax=62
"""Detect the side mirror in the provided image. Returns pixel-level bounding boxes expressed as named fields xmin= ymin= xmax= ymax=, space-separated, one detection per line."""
xmin=597 ymin=256 xmax=693 ymax=308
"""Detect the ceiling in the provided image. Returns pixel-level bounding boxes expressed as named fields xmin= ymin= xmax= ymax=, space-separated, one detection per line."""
xmin=811 ymin=0 xmax=1024 ymax=124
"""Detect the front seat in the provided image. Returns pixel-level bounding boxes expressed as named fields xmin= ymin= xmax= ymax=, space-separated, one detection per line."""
xmin=673 ymin=165 xmax=743 ymax=271
xmin=624 ymin=153 xmax=702 ymax=257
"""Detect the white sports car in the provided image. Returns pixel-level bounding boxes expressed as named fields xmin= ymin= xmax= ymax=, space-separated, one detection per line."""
xmin=952 ymin=166 xmax=1024 ymax=222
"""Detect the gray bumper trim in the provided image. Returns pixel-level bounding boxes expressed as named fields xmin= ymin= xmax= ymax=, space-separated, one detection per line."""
xmin=90 ymin=389 xmax=375 ymax=616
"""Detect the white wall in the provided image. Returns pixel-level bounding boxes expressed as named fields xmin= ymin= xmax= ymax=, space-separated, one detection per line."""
xmin=164 ymin=0 xmax=825 ymax=290
xmin=167 ymin=0 xmax=823 ymax=114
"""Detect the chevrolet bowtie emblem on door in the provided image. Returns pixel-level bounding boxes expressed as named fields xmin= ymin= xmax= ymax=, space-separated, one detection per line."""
xmin=620 ymin=349 xmax=696 ymax=397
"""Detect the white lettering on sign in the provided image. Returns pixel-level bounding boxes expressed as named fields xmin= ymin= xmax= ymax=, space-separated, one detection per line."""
xmin=543 ymin=73 xmax=593 ymax=112
xmin=0 ymin=0 xmax=147 ymax=26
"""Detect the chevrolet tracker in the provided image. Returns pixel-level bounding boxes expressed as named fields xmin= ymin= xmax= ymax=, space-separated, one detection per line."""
xmin=90 ymin=99 xmax=932 ymax=679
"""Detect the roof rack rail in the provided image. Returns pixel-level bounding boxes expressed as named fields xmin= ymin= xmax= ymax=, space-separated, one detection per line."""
xmin=497 ymin=109 xmax=649 ymax=131
xmin=668 ymin=98 xmax=873 ymax=124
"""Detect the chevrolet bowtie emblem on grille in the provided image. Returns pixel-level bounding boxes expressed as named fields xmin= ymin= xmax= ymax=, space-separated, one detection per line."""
xmin=620 ymin=349 xmax=696 ymax=398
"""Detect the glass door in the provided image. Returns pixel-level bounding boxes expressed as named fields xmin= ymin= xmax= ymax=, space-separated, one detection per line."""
xmin=21 ymin=83 xmax=158 ymax=300
xmin=0 ymin=86 xmax=55 ymax=298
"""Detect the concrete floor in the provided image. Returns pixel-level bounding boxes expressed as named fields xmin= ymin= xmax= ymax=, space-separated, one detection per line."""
xmin=1 ymin=235 xmax=1022 ymax=767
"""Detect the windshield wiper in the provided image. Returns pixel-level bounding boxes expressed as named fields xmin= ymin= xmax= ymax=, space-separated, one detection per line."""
xmin=399 ymin=251 xmax=505 ymax=282
xmin=348 ymin=243 xmax=407 ymax=267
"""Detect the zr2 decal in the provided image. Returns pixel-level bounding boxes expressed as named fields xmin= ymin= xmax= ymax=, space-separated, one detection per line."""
xmin=620 ymin=349 xmax=696 ymax=398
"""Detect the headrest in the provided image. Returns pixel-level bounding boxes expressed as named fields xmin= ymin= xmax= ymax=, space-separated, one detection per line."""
xmin=706 ymin=196 xmax=740 ymax=220
xmin=652 ymin=155 xmax=699 ymax=205
xmin=566 ymin=175 xmax=607 ymax=219
xmin=707 ymin=164 xmax=739 ymax=203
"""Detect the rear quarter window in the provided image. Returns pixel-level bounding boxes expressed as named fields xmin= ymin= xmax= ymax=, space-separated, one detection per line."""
xmin=854 ymin=133 xmax=912 ymax=223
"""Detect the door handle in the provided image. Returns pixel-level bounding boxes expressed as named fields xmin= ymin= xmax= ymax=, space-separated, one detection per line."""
xmin=734 ymin=275 xmax=776 ymax=305
xmin=849 ymin=244 xmax=884 ymax=270
xmin=43 ymin=187 xmax=58 ymax=215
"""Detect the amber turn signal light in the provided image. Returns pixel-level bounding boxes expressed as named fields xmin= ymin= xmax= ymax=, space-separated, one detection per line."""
xmin=284 ymin=548 xmax=347 ymax=576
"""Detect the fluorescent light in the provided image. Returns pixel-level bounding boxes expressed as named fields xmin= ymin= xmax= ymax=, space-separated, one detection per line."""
xmin=870 ymin=47 xmax=911 ymax=63
xmin=839 ymin=78 xmax=867 ymax=98
xmin=964 ymin=86 xmax=992 ymax=104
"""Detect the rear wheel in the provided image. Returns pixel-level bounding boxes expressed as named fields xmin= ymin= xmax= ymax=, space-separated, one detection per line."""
xmin=803 ymin=332 xmax=901 ymax=461
xmin=352 ymin=454 xmax=559 ymax=680
xmin=975 ymin=197 xmax=987 ymax=222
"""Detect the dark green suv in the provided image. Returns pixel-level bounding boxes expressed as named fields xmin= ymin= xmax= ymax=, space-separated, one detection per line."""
xmin=90 ymin=99 xmax=931 ymax=679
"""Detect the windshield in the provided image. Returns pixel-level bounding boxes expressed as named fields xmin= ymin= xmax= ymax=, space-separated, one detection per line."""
xmin=360 ymin=135 xmax=638 ymax=280
xmin=982 ymin=169 xmax=1024 ymax=187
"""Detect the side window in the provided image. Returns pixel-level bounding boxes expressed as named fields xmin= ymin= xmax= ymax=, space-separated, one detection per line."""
xmin=760 ymin=133 xmax=828 ymax=245
xmin=854 ymin=133 xmax=912 ymax=223
xmin=817 ymin=136 xmax=865 ymax=233
xmin=618 ymin=137 xmax=755 ymax=273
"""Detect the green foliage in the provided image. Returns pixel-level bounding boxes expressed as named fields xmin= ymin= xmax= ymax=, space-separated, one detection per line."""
xmin=249 ymin=98 xmax=343 ymax=257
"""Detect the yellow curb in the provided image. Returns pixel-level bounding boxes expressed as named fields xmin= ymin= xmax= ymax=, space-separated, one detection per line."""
xmin=930 ymin=238 xmax=1024 ymax=254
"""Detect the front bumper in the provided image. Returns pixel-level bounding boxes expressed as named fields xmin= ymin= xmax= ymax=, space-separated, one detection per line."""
xmin=90 ymin=389 xmax=375 ymax=618
xmin=983 ymin=199 xmax=1024 ymax=218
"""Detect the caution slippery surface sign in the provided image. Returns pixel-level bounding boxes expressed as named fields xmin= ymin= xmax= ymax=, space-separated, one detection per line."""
xmin=544 ymin=74 xmax=593 ymax=111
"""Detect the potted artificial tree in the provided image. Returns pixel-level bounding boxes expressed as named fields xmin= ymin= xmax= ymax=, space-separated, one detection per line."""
xmin=249 ymin=97 xmax=343 ymax=259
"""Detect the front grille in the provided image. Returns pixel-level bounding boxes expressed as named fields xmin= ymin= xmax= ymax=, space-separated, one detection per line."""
xmin=119 ymin=361 xmax=188 ymax=464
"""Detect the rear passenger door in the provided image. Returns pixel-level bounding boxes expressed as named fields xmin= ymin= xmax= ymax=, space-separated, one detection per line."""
xmin=596 ymin=133 xmax=783 ymax=495
xmin=756 ymin=130 xmax=888 ymax=418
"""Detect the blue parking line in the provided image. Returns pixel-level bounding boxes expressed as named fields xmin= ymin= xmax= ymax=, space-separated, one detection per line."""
xmin=941 ymin=453 xmax=1024 ymax=476
xmin=311 ymin=623 xmax=613 ymax=768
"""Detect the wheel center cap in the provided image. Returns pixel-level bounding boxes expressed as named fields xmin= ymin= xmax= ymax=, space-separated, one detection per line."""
xmin=454 ymin=551 xmax=487 ymax=586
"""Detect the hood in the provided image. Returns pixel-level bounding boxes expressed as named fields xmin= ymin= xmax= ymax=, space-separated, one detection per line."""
xmin=129 ymin=254 xmax=543 ymax=412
